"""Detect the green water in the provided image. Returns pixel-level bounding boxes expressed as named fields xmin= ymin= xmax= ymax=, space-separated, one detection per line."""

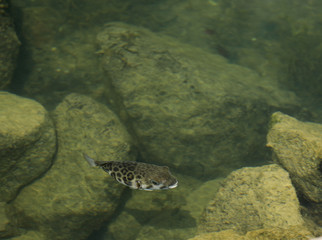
xmin=2 ymin=0 xmax=322 ymax=239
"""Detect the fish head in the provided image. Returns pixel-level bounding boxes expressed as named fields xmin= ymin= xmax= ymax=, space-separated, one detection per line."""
xmin=138 ymin=166 xmax=178 ymax=191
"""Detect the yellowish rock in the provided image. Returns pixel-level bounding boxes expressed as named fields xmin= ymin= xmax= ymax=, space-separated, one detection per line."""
xmin=245 ymin=226 xmax=313 ymax=240
xmin=199 ymin=164 xmax=304 ymax=234
xmin=187 ymin=230 xmax=245 ymax=240
xmin=188 ymin=226 xmax=313 ymax=240
xmin=10 ymin=94 xmax=135 ymax=240
xmin=0 ymin=91 xmax=55 ymax=202
xmin=267 ymin=112 xmax=322 ymax=203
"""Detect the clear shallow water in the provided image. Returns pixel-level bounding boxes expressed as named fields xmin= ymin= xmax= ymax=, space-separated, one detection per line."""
xmin=3 ymin=0 xmax=322 ymax=239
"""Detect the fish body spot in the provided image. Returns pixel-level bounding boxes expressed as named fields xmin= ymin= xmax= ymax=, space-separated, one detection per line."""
xmin=83 ymin=154 xmax=178 ymax=191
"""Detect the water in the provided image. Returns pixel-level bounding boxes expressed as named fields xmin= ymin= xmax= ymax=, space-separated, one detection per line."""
xmin=1 ymin=0 xmax=322 ymax=239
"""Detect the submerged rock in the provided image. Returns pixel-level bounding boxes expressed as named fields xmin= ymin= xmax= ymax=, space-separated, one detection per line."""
xmin=199 ymin=164 xmax=305 ymax=234
xmin=188 ymin=226 xmax=313 ymax=240
xmin=9 ymin=231 xmax=46 ymax=240
xmin=0 ymin=202 xmax=14 ymax=239
xmin=188 ymin=230 xmax=245 ymax=240
xmin=97 ymin=22 xmax=300 ymax=179
xmin=245 ymin=226 xmax=314 ymax=240
xmin=0 ymin=91 xmax=55 ymax=202
xmin=0 ymin=0 xmax=20 ymax=89
xmin=267 ymin=112 xmax=322 ymax=203
xmin=10 ymin=93 xmax=136 ymax=240
xmin=104 ymin=173 xmax=215 ymax=240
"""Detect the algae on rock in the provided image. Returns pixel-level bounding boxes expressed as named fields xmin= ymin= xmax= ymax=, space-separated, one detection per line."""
xmin=10 ymin=93 xmax=136 ymax=240
xmin=0 ymin=0 xmax=20 ymax=90
xmin=97 ymin=22 xmax=300 ymax=179
xmin=0 ymin=91 xmax=56 ymax=202
xmin=267 ymin=112 xmax=322 ymax=203
xmin=199 ymin=164 xmax=304 ymax=234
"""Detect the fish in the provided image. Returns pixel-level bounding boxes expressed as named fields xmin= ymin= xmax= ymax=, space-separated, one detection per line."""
xmin=83 ymin=154 xmax=178 ymax=191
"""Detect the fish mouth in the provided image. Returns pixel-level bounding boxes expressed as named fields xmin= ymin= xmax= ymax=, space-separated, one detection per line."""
xmin=168 ymin=180 xmax=178 ymax=189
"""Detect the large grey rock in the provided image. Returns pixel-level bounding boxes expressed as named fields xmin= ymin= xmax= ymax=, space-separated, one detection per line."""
xmin=199 ymin=164 xmax=304 ymax=234
xmin=267 ymin=112 xmax=322 ymax=203
xmin=0 ymin=0 xmax=20 ymax=89
xmin=0 ymin=91 xmax=55 ymax=202
xmin=10 ymin=94 xmax=136 ymax=240
xmin=97 ymin=22 xmax=299 ymax=178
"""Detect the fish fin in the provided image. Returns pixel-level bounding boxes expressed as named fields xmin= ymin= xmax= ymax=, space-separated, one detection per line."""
xmin=83 ymin=153 xmax=97 ymax=167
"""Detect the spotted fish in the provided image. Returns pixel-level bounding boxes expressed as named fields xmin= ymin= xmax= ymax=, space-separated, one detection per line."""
xmin=83 ymin=154 xmax=178 ymax=191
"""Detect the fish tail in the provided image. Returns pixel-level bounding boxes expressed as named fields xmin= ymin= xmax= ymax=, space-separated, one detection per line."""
xmin=83 ymin=153 xmax=97 ymax=167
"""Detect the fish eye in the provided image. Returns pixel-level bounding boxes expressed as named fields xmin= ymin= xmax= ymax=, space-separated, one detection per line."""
xmin=151 ymin=180 xmax=159 ymax=185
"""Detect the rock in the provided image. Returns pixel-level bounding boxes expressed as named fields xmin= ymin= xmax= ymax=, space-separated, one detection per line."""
xmin=106 ymin=211 xmax=141 ymax=240
xmin=15 ymin=4 xmax=105 ymax=109
xmin=245 ymin=226 xmax=314 ymax=240
xmin=181 ymin=178 xmax=223 ymax=221
xmin=267 ymin=112 xmax=322 ymax=203
xmin=105 ymin=173 xmax=205 ymax=240
xmin=0 ymin=202 xmax=12 ymax=238
xmin=199 ymin=164 xmax=304 ymax=234
xmin=0 ymin=91 xmax=56 ymax=202
xmin=187 ymin=230 xmax=245 ymax=240
xmin=21 ymin=27 xmax=105 ymax=109
xmin=97 ymin=22 xmax=300 ymax=179
xmin=135 ymin=225 xmax=195 ymax=240
xmin=188 ymin=226 xmax=313 ymax=240
xmin=0 ymin=0 xmax=20 ymax=89
xmin=10 ymin=231 xmax=46 ymax=240
xmin=20 ymin=7 xmax=63 ymax=49
xmin=10 ymin=94 xmax=136 ymax=240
